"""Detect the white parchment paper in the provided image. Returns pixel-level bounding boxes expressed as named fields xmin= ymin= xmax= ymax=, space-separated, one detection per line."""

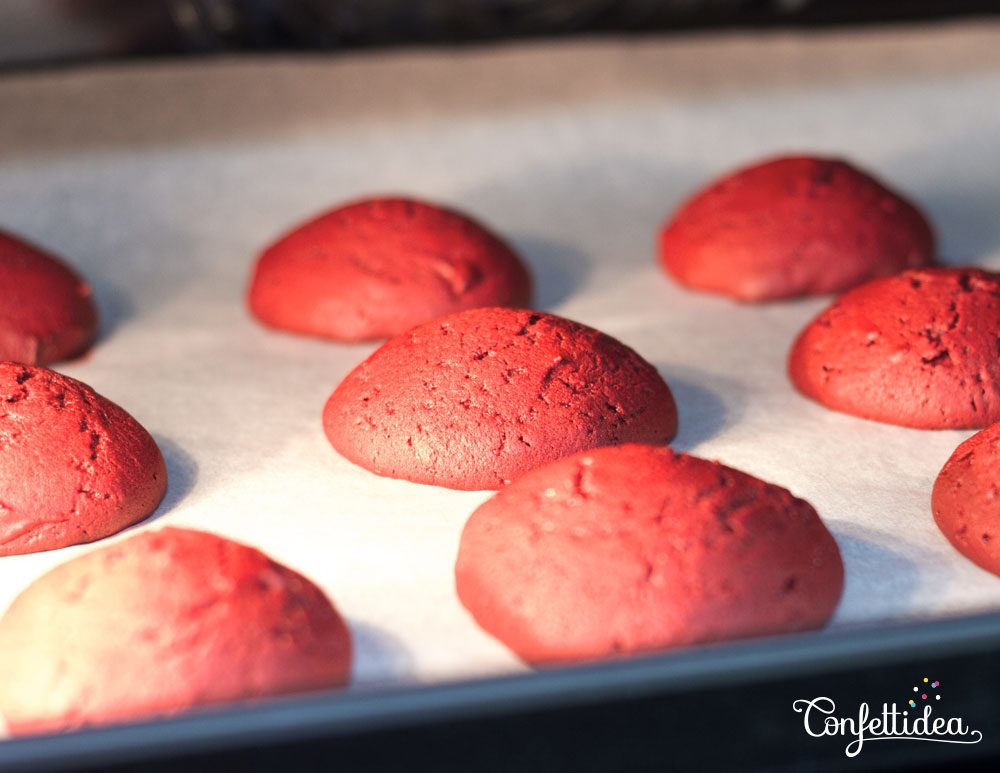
xmin=2 ymin=21 xmax=1000 ymax=701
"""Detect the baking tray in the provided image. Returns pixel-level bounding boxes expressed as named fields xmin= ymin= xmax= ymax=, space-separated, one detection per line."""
xmin=2 ymin=20 xmax=1000 ymax=770
xmin=1 ymin=614 xmax=999 ymax=771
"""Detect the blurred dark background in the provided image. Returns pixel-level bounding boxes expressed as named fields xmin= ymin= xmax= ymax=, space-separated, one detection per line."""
xmin=2 ymin=0 xmax=1000 ymax=67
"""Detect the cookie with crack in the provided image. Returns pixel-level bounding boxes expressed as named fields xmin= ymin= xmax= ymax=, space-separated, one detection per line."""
xmin=932 ymin=421 xmax=1000 ymax=576
xmin=658 ymin=155 xmax=935 ymax=301
xmin=248 ymin=197 xmax=532 ymax=341
xmin=323 ymin=307 xmax=677 ymax=490
xmin=0 ymin=527 xmax=352 ymax=734
xmin=455 ymin=444 xmax=843 ymax=664
xmin=0 ymin=229 xmax=98 ymax=365
xmin=0 ymin=362 xmax=166 ymax=556
xmin=789 ymin=268 xmax=1000 ymax=428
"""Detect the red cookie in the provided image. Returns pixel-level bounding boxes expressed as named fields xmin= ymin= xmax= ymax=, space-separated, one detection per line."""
xmin=789 ymin=268 xmax=1000 ymax=429
xmin=932 ymin=421 xmax=1000 ymax=575
xmin=0 ymin=362 xmax=167 ymax=556
xmin=0 ymin=527 xmax=352 ymax=734
xmin=323 ymin=307 xmax=677 ymax=490
xmin=0 ymin=229 xmax=99 ymax=365
xmin=248 ymin=197 xmax=532 ymax=341
xmin=659 ymin=155 xmax=935 ymax=301
xmin=455 ymin=444 xmax=843 ymax=664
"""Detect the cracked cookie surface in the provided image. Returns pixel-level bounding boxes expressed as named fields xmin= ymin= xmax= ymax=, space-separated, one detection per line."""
xmin=0 ymin=362 xmax=167 ymax=556
xmin=455 ymin=444 xmax=843 ymax=664
xmin=659 ymin=156 xmax=935 ymax=301
xmin=789 ymin=268 xmax=1000 ymax=428
xmin=933 ymin=421 xmax=1000 ymax=576
xmin=0 ymin=527 xmax=352 ymax=734
xmin=248 ymin=197 xmax=531 ymax=341
xmin=0 ymin=230 xmax=98 ymax=365
xmin=323 ymin=307 xmax=678 ymax=490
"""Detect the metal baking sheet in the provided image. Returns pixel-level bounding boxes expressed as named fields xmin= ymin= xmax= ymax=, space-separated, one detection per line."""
xmin=2 ymin=613 xmax=1000 ymax=771
xmin=2 ymin=18 xmax=1000 ymax=745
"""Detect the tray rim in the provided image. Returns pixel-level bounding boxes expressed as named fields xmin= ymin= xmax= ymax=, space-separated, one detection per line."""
xmin=3 ymin=609 xmax=1000 ymax=771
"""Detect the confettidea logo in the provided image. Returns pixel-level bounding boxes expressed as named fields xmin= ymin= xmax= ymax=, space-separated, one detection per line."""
xmin=793 ymin=678 xmax=983 ymax=758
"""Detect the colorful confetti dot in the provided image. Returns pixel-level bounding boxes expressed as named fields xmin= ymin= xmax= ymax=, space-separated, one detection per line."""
xmin=936 ymin=695 xmax=941 ymax=700
xmin=932 ymin=681 xmax=940 ymax=688
xmin=923 ymin=677 xmax=929 ymax=683
xmin=922 ymin=694 xmax=928 ymax=699
xmin=909 ymin=700 xmax=916 ymax=708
